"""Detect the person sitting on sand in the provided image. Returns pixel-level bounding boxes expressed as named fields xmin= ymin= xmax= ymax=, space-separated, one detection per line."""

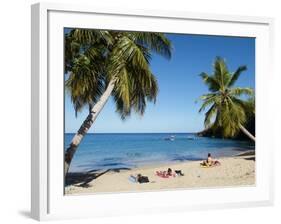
xmin=201 ymin=153 xmax=221 ymax=167
xmin=167 ymin=168 xmax=173 ymax=176
xmin=136 ymin=174 xmax=142 ymax=182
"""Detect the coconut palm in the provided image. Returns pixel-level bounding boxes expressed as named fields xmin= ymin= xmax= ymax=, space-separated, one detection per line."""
xmin=198 ymin=57 xmax=255 ymax=141
xmin=64 ymin=29 xmax=172 ymax=175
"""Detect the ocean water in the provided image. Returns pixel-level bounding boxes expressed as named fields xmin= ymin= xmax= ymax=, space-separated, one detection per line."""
xmin=65 ymin=133 xmax=254 ymax=173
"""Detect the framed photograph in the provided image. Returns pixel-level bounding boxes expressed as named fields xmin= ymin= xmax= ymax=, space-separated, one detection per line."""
xmin=31 ymin=2 xmax=274 ymax=221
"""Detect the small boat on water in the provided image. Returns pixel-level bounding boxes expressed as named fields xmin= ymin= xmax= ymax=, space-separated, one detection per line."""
xmin=164 ymin=135 xmax=175 ymax=141
xmin=187 ymin=136 xmax=195 ymax=140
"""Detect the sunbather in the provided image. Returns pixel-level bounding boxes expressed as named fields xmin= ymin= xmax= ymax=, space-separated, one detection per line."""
xmin=129 ymin=174 xmax=149 ymax=183
xmin=156 ymin=168 xmax=179 ymax=178
xmin=201 ymin=153 xmax=221 ymax=167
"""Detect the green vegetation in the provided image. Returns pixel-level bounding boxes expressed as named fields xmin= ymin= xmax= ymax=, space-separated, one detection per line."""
xmin=198 ymin=57 xmax=255 ymax=141
xmin=64 ymin=29 xmax=172 ymax=175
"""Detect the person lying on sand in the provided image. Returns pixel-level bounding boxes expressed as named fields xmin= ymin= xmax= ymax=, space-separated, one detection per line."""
xmin=129 ymin=174 xmax=150 ymax=183
xmin=156 ymin=168 xmax=174 ymax=178
xmin=156 ymin=168 xmax=184 ymax=178
xmin=200 ymin=153 xmax=221 ymax=167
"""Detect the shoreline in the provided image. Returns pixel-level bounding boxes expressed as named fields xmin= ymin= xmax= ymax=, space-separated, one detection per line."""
xmin=68 ymin=150 xmax=256 ymax=175
xmin=65 ymin=153 xmax=255 ymax=195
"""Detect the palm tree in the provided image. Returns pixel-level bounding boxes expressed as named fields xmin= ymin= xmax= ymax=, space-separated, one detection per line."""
xmin=198 ymin=57 xmax=255 ymax=142
xmin=64 ymin=29 xmax=172 ymax=175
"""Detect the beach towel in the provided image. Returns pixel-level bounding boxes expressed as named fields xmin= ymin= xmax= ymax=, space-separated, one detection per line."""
xmin=200 ymin=161 xmax=221 ymax=168
xmin=156 ymin=171 xmax=176 ymax=178
xmin=128 ymin=175 xmax=137 ymax=183
xmin=200 ymin=163 xmax=212 ymax=168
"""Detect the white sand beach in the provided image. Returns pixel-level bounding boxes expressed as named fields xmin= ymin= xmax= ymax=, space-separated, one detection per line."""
xmin=65 ymin=154 xmax=255 ymax=195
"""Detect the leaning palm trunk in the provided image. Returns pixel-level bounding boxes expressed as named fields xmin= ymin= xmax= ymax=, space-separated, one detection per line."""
xmin=239 ymin=123 xmax=255 ymax=142
xmin=64 ymin=79 xmax=115 ymax=176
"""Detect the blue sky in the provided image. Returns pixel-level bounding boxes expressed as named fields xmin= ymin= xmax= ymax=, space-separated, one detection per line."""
xmin=65 ymin=32 xmax=255 ymax=133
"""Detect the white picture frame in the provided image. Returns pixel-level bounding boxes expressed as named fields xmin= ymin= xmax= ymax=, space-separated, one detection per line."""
xmin=31 ymin=2 xmax=274 ymax=221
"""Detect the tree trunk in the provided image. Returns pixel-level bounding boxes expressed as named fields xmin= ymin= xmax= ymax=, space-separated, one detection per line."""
xmin=239 ymin=124 xmax=255 ymax=142
xmin=64 ymin=79 xmax=116 ymax=176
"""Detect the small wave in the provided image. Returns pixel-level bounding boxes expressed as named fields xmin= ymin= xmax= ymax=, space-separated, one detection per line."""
xmin=171 ymin=155 xmax=203 ymax=162
xmin=101 ymin=162 xmax=127 ymax=167
xmin=232 ymin=147 xmax=255 ymax=152
xmin=102 ymin=157 xmax=123 ymax=162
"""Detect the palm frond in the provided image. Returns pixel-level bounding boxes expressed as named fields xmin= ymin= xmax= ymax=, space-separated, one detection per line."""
xmin=199 ymin=95 xmax=217 ymax=113
xmin=213 ymin=57 xmax=229 ymax=89
xmin=70 ymin=29 xmax=112 ymax=45
xmin=199 ymin=72 xmax=220 ymax=92
xmin=115 ymin=36 xmax=150 ymax=72
xmin=228 ymin=65 xmax=247 ymax=87
xmin=132 ymin=32 xmax=172 ymax=59
xmin=65 ymin=54 xmax=105 ymax=115
xmin=114 ymin=66 xmax=131 ymax=113
xmin=230 ymin=87 xmax=253 ymax=97
xmin=204 ymin=104 xmax=217 ymax=127
xmin=199 ymin=93 xmax=217 ymax=100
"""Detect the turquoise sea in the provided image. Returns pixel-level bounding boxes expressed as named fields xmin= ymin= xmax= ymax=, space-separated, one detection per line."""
xmin=65 ymin=133 xmax=254 ymax=173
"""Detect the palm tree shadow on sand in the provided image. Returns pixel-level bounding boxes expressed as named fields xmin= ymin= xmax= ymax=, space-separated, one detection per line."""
xmin=243 ymin=157 xmax=255 ymax=161
xmin=65 ymin=167 xmax=131 ymax=188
